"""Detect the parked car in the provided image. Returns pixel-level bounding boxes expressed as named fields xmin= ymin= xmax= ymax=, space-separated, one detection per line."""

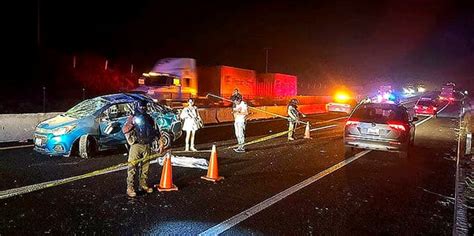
xmin=34 ymin=93 xmax=182 ymax=158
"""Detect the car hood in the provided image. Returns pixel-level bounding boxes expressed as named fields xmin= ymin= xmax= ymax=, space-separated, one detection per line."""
xmin=37 ymin=115 xmax=78 ymax=130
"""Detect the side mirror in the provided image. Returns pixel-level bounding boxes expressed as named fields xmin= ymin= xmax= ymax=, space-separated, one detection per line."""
xmin=411 ymin=117 xmax=419 ymax=122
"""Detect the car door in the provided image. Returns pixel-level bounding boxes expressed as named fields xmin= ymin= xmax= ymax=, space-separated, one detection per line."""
xmin=98 ymin=103 xmax=133 ymax=148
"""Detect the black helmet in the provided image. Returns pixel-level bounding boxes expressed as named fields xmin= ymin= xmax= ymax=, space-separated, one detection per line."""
xmin=135 ymin=100 xmax=148 ymax=113
xmin=289 ymin=98 xmax=298 ymax=105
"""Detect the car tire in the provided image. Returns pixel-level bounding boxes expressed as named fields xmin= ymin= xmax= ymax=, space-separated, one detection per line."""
xmin=161 ymin=132 xmax=172 ymax=149
xmin=344 ymin=146 xmax=354 ymax=157
xmin=398 ymin=151 xmax=408 ymax=158
xmin=79 ymin=135 xmax=96 ymax=159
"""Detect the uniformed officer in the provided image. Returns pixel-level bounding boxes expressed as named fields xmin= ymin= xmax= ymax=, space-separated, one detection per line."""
xmin=122 ymin=100 xmax=160 ymax=197
xmin=287 ymin=98 xmax=306 ymax=141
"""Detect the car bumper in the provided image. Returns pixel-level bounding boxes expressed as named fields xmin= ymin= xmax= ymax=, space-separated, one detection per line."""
xmin=344 ymin=136 xmax=406 ymax=152
xmin=327 ymin=103 xmax=351 ymax=114
xmin=415 ymin=110 xmax=435 ymax=116
xmin=33 ymin=133 xmax=73 ymax=156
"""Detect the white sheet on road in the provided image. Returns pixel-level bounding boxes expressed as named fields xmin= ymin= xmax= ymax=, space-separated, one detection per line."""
xmin=154 ymin=155 xmax=209 ymax=170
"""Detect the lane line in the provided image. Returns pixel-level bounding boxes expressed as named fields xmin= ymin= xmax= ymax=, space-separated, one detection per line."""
xmin=310 ymin=124 xmax=337 ymax=132
xmin=0 ymin=144 xmax=34 ymax=151
xmin=198 ymin=150 xmax=371 ymax=236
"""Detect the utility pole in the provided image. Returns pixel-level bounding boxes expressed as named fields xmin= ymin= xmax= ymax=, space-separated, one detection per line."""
xmin=37 ymin=0 xmax=40 ymax=47
xmin=264 ymin=47 xmax=271 ymax=73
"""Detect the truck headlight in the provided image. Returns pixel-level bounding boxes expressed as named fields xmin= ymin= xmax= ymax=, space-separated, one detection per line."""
xmin=52 ymin=125 xmax=77 ymax=136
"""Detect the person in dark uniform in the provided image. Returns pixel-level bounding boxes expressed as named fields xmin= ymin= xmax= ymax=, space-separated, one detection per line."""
xmin=122 ymin=100 xmax=160 ymax=197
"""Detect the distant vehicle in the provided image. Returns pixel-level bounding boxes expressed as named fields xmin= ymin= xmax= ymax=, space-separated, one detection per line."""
xmin=327 ymin=91 xmax=357 ymax=114
xmin=344 ymin=102 xmax=418 ymax=158
xmin=439 ymin=85 xmax=454 ymax=102
xmin=416 ymin=84 xmax=426 ymax=93
xmin=402 ymin=85 xmax=416 ymax=95
xmin=34 ymin=93 xmax=182 ymax=158
xmin=414 ymin=98 xmax=437 ymax=117
xmin=133 ymin=58 xmax=198 ymax=101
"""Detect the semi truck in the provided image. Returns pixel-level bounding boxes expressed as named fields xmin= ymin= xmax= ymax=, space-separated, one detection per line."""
xmin=133 ymin=58 xmax=198 ymax=101
xmin=133 ymin=58 xmax=298 ymax=105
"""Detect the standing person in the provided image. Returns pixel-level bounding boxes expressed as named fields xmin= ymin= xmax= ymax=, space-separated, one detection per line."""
xmin=230 ymin=88 xmax=242 ymax=108
xmin=122 ymin=100 xmax=160 ymax=198
xmin=180 ymin=98 xmax=203 ymax=152
xmin=287 ymin=98 xmax=305 ymax=141
xmin=232 ymin=97 xmax=248 ymax=153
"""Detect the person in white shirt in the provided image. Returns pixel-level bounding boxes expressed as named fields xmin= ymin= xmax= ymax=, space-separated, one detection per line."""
xmin=287 ymin=98 xmax=306 ymax=141
xmin=232 ymin=97 xmax=248 ymax=153
xmin=180 ymin=98 xmax=203 ymax=151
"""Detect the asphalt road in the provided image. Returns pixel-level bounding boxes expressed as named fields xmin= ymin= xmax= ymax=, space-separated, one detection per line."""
xmin=0 ymin=100 xmax=465 ymax=235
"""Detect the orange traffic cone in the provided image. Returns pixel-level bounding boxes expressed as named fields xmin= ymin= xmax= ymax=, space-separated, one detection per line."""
xmin=201 ymin=145 xmax=224 ymax=182
xmin=155 ymin=151 xmax=178 ymax=192
xmin=304 ymin=122 xmax=311 ymax=139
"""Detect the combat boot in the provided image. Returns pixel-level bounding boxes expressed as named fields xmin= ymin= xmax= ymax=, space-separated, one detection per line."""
xmin=141 ymin=185 xmax=153 ymax=194
xmin=127 ymin=187 xmax=137 ymax=197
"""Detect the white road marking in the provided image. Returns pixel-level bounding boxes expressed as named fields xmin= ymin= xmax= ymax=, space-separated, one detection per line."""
xmin=199 ymin=150 xmax=371 ymax=236
xmin=310 ymin=124 xmax=337 ymax=132
xmin=0 ymin=144 xmax=34 ymax=151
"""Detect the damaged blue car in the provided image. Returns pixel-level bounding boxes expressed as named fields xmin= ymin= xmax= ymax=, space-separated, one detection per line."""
xmin=34 ymin=93 xmax=182 ymax=158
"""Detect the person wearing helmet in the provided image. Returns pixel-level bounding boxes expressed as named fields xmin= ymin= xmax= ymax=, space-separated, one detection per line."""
xmin=122 ymin=100 xmax=160 ymax=197
xmin=287 ymin=98 xmax=305 ymax=141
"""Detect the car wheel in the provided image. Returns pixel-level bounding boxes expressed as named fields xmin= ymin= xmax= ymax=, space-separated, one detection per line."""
xmin=398 ymin=142 xmax=410 ymax=158
xmin=398 ymin=151 xmax=408 ymax=158
xmin=161 ymin=132 xmax=172 ymax=149
xmin=344 ymin=146 xmax=354 ymax=157
xmin=79 ymin=135 xmax=96 ymax=159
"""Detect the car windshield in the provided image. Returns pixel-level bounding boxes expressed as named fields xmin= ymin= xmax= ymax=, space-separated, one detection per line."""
xmin=64 ymin=97 xmax=109 ymax=119
xmin=144 ymin=75 xmax=174 ymax=86
xmin=352 ymin=104 xmax=406 ymax=123
xmin=417 ymin=100 xmax=433 ymax=106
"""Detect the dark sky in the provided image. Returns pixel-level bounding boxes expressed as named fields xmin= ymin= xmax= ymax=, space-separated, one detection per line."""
xmin=23 ymin=0 xmax=474 ymax=90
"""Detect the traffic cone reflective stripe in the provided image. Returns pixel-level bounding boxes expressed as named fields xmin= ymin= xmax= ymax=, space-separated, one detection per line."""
xmin=202 ymin=145 xmax=224 ymax=182
xmin=156 ymin=152 xmax=178 ymax=192
xmin=304 ymin=122 xmax=311 ymax=139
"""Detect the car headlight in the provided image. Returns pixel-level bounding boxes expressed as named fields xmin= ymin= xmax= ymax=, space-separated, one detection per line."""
xmin=52 ymin=125 xmax=77 ymax=136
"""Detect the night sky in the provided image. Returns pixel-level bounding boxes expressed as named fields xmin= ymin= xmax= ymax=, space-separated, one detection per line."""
xmin=5 ymin=0 xmax=474 ymax=101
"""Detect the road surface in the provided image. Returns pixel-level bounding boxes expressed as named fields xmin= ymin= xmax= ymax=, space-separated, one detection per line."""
xmin=0 ymin=100 xmax=465 ymax=234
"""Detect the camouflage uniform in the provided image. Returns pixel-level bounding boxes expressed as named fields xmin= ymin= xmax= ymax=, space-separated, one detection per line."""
xmin=122 ymin=103 xmax=159 ymax=197
xmin=127 ymin=143 xmax=152 ymax=191
xmin=287 ymin=99 xmax=302 ymax=140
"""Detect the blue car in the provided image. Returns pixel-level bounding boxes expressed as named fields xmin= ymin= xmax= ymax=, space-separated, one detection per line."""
xmin=34 ymin=93 xmax=182 ymax=157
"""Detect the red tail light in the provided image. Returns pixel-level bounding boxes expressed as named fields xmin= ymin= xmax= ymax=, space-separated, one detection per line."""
xmin=387 ymin=121 xmax=407 ymax=131
xmin=449 ymin=97 xmax=454 ymax=101
xmin=346 ymin=118 xmax=359 ymax=126
xmin=433 ymin=106 xmax=437 ymax=110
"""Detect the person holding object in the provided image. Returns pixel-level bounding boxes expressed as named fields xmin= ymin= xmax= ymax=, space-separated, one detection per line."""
xmin=287 ymin=98 xmax=306 ymax=141
xmin=122 ymin=101 xmax=160 ymax=198
xmin=232 ymin=97 xmax=248 ymax=153
xmin=180 ymin=98 xmax=203 ymax=152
